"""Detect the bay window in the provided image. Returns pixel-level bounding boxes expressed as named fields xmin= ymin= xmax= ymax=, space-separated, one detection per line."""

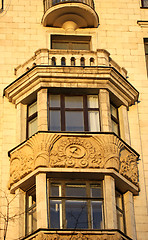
xmin=48 ymin=94 xmax=100 ymax=132
xmin=110 ymin=103 xmax=120 ymax=136
xmin=48 ymin=181 xmax=104 ymax=229
xmin=116 ymin=191 xmax=125 ymax=233
xmin=26 ymin=187 xmax=37 ymax=235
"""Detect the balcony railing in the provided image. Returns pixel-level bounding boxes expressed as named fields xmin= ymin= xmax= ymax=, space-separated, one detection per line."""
xmin=43 ymin=0 xmax=95 ymax=13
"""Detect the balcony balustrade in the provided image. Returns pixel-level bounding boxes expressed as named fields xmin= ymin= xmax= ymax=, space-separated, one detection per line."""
xmin=42 ymin=0 xmax=99 ymax=28
xmin=9 ymin=132 xmax=139 ymax=193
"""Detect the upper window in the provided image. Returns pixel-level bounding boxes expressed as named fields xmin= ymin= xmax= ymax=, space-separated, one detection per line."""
xmin=116 ymin=191 xmax=125 ymax=233
xmin=48 ymin=181 xmax=104 ymax=229
xmin=48 ymin=94 xmax=100 ymax=132
xmin=141 ymin=0 xmax=148 ymax=7
xmin=51 ymin=35 xmax=91 ymax=50
xmin=144 ymin=39 xmax=148 ymax=76
xmin=27 ymin=101 xmax=38 ymax=138
xmin=110 ymin=104 xmax=120 ymax=136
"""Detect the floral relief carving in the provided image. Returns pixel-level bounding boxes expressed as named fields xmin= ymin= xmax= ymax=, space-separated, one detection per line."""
xmin=119 ymin=153 xmax=138 ymax=186
xmin=30 ymin=232 xmax=126 ymax=240
xmin=9 ymin=133 xmax=139 ymax=187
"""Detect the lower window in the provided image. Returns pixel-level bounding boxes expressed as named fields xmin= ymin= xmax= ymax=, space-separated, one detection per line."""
xmin=48 ymin=181 xmax=104 ymax=229
xmin=26 ymin=187 xmax=37 ymax=235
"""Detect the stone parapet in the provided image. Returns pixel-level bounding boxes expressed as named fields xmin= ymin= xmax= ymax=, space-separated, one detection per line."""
xmin=22 ymin=230 xmax=132 ymax=240
xmin=9 ymin=132 xmax=139 ymax=189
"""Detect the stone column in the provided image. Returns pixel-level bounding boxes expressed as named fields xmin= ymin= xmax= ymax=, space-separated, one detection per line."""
xmin=16 ymin=103 xmax=26 ymax=144
xmin=99 ymin=89 xmax=112 ymax=132
xmin=124 ymin=191 xmax=137 ymax=240
xmin=36 ymin=173 xmax=48 ymax=229
xmin=37 ymin=89 xmax=48 ymax=131
xmin=118 ymin=105 xmax=131 ymax=145
xmin=103 ymin=175 xmax=117 ymax=229
xmin=15 ymin=188 xmax=25 ymax=239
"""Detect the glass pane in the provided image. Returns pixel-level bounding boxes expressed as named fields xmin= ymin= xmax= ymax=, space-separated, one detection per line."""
xmin=66 ymin=184 xmax=86 ymax=197
xmin=88 ymin=111 xmax=100 ymax=132
xmin=72 ymin=42 xmax=90 ymax=50
xmin=28 ymin=190 xmax=36 ymax=208
xmin=27 ymin=208 xmax=37 ymax=234
xmin=52 ymin=42 xmax=69 ymax=49
xmin=66 ymin=200 xmax=88 ymax=229
xmin=28 ymin=102 xmax=37 ymax=117
xmin=143 ymin=0 xmax=148 ymax=7
xmin=117 ymin=210 xmax=124 ymax=232
xmin=90 ymin=184 xmax=102 ymax=198
xmin=65 ymin=111 xmax=84 ymax=131
xmin=116 ymin=192 xmax=123 ymax=209
xmin=50 ymin=200 xmax=62 ymax=228
xmin=111 ymin=120 xmax=119 ymax=135
xmin=50 ymin=95 xmax=60 ymax=107
xmin=91 ymin=201 xmax=103 ymax=229
xmin=87 ymin=95 xmax=98 ymax=108
xmin=51 ymin=183 xmax=60 ymax=197
xmin=50 ymin=110 xmax=61 ymax=131
xmin=65 ymin=96 xmax=83 ymax=108
xmin=111 ymin=104 xmax=117 ymax=118
xmin=28 ymin=117 xmax=37 ymax=137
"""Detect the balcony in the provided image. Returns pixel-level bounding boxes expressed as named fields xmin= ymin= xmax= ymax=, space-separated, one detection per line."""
xmin=22 ymin=229 xmax=133 ymax=240
xmin=9 ymin=132 xmax=139 ymax=194
xmin=4 ymin=48 xmax=138 ymax=107
xmin=42 ymin=0 xmax=99 ymax=28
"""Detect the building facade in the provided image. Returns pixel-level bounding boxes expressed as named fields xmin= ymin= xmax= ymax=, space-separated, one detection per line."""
xmin=0 ymin=0 xmax=148 ymax=239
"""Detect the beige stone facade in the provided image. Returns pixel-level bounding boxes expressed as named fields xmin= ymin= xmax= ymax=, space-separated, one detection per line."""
xmin=0 ymin=0 xmax=148 ymax=239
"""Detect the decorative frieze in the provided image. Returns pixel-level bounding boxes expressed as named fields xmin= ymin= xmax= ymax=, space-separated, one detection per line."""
xmin=25 ymin=231 xmax=129 ymax=240
xmin=9 ymin=132 xmax=139 ymax=188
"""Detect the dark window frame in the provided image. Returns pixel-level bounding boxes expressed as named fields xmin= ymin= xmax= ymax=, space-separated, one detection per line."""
xmin=110 ymin=102 xmax=120 ymax=136
xmin=48 ymin=94 xmax=100 ymax=132
xmin=115 ymin=190 xmax=126 ymax=234
xmin=25 ymin=186 xmax=37 ymax=235
xmin=141 ymin=0 xmax=148 ymax=8
xmin=48 ymin=180 xmax=104 ymax=230
xmin=26 ymin=101 xmax=37 ymax=138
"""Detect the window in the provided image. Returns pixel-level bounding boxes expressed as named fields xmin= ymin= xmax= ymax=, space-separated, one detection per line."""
xmin=26 ymin=187 xmax=37 ymax=235
xmin=27 ymin=101 xmax=38 ymax=138
xmin=116 ymin=191 xmax=125 ymax=233
xmin=90 ymin=57 xmax=95 ymax=66
xmin=110 ymin=104 xmax=120 ymax=136
xmin=144 ymin=39 xmax=148 ymax=75
xmin=48 ymin=181 xmax=104 ymax=229
xmin=48 ymin=94 xmax=100 ymax=132
xmin=51 ymin=35 xmax=90 ymax=50
xmin=141 ymin=0 xmax=148 ymax=7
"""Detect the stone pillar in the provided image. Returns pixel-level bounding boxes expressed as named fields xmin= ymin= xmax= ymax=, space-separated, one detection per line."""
xmin=16 ymin=103 xmax=26 ymax=144
xmin=103 ymin=175 xmax=117 ymax=229
xmin=15 ymin=188 xmax=25 ymax=239
xmin=36 ymin=173 xmax=48 ymax=229
xmin=124 ymin=191 xmax=137 ymax=240
xmin=37 ymin=89 xmax=48 ymax=131
xmin=99 ymin=89 xmax=112 ymax=132
xmin=118 ymin=105 xmax=131 ymax=145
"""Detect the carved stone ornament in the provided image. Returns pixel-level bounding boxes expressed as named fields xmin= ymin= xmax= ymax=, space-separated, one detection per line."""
xmin=9 ymin=133 xmax=139 ymax=187
xmin=28 ymin=232 xmax=126 ymax=240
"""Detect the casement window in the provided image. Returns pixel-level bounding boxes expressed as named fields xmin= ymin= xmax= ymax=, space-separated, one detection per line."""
xmin=48 ymin=94 xmax=100 ymax=132
xmin=51 ymin=35 xmax=91 ymax=50
xmin=27 ymin=101 xmax=38 ymax=138
xmin=116 ymin=191 xmax=125 ymax=233
xmin=48 ymin=181 xmax=104 ymax=229
xmin=141 ymin=0 xmax=148 ymax=7
xmin=110 ymin=104 xmax=120 ymax=136
xmin=26 ymin=187 xmax=37 ymax=235
xmin=144 ymin=39 xmax=148 ymax=76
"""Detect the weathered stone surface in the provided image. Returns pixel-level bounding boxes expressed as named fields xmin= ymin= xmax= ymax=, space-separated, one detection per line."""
xmin=9 ymin=132 xmax=139 ymax=187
